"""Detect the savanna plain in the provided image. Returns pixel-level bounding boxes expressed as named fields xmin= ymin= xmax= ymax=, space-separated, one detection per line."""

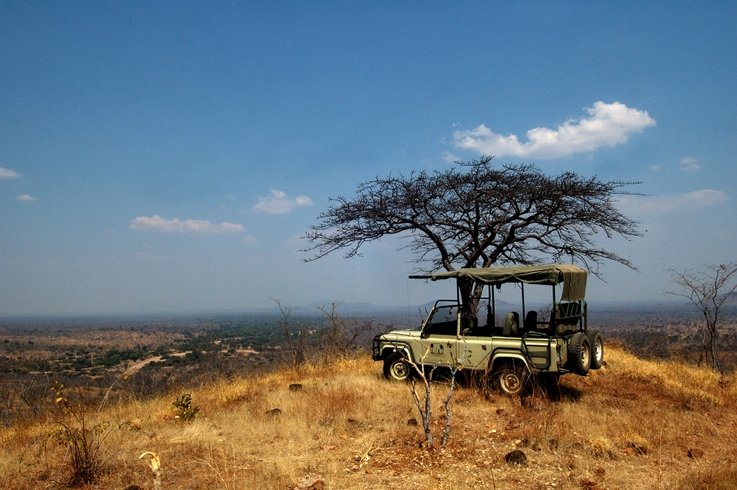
xmin=1 ymin=305 xmax=736 ymax=489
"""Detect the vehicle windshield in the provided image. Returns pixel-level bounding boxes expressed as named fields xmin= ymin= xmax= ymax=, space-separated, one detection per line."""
xmin=422 ymin=304 xmax=458 ymax=336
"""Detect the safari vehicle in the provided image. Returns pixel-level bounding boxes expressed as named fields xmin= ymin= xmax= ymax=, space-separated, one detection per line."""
xmin=371 ymin=264 xmax=604 ymax=395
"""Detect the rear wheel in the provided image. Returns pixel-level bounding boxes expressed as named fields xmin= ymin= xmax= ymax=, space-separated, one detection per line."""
xmin=588 ymin=330 xmax=604 ymax=370
xmin=492 ymin=361 xmax=529 ymax=396
xmin=383 ymin=352 xmax=411 ymax=381
xmin=568 ymin=333 xmax=591 ymax=375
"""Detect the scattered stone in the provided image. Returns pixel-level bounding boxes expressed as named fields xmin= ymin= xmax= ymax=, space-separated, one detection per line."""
xmin=289 ymin=383 xmax=303 ymax=391
xmin=407 ymin=418 xmax=418 ymax=426
xmin=504 ymin=449 xmax=527 ymax=466
xmin=625 ymin=440 xmax=648 ymax=455
xmin=687 ymin=447 xmax=704 ymax=459
xmin=578 ymin=477 xmax=598 ymax=489
xmin=496 ymin=408 xmax=505 ymax=415
xmin=294 ymin=473 xmax=325 ymax=490
xmin=265 ymin=408 xmax=282 ymax=417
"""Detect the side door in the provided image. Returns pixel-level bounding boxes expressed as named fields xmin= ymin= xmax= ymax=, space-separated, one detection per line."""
xmin=456 ymin=331 xmax=493 ymax=369
xmin=419 ymin=304 xmax=459 ymax=368
xmin=455 ymin=305 xmax=494 ymax=369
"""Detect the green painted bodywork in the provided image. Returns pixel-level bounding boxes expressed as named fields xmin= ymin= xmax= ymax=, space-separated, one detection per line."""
xmin=374 ymin=264 xmax=591 ymax=376
xmin=376 ymin=325 xmax=569 ymax=374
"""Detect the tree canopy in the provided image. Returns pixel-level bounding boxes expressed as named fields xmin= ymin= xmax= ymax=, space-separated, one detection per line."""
xmin=669 ymin=263 xmax=737 ymax=370
xmin=304 ymin=156 xmax=641 ymax=278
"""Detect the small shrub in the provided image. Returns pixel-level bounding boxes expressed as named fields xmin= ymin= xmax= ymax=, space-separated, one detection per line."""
xmin=173 ymin=393 xmax=200 ymax=422
xmin=47 ymin=383 xmax=115 ymax=486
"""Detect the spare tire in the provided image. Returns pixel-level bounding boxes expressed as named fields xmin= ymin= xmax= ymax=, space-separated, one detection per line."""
xmin=588 ymin=330 xmax=604 ymax=370
xmin=567 ymin=332 xmax=591 ymax=375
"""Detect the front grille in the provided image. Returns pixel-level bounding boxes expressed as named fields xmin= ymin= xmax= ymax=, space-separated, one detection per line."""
xmin=372 ymin=336 xmax=381 ymax=360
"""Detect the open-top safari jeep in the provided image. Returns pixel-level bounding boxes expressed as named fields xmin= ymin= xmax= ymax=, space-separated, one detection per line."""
xmin=372 ymin=264 xmax=604 ymax=395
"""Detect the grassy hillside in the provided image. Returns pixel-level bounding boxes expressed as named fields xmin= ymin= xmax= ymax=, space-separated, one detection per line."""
xmin=1 ymin=345 xmax=736 ymax=489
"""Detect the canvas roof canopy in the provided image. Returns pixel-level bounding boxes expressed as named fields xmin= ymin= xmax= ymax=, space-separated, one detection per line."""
xmin=410 ymin=264 xmax=587 ymax=301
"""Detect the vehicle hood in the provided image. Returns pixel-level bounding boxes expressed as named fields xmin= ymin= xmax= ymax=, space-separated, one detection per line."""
xmin=379 ymin=329 xmax=422 ymax=340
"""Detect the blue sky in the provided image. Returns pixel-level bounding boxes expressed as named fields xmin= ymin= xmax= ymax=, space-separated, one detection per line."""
xmin=1 ymin=1 xmax=736 ymax=316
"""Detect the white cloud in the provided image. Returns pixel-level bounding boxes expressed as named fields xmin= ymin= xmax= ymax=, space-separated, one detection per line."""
xmin=17 ymin=194 xmax=37 ymax=202
xmin=0 ymin=167 xmax=21 ymax=179
xmin=616 ymin=189 xmax=728 ymax=216
xmin=253 ymin=189 xmax=314 ymax=214
xmin=442 ymin=151 xmax=461 ymax=163
xmin=129 ymin=215 xmax=245 ymax=234
xmin=453 ymin=101 xmax=656 ymax=159
xmin=679 ymin=156 xmax=701 ymax=172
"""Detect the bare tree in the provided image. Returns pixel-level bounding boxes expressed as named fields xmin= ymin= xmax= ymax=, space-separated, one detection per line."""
xmin=405 ymin=343 xmax=467 ymax=449
xmin=669 ymin=263 xmax=737 ymax=371
xmin=304 ymin=156 xmax=641 ymax=321
xmin=407 ymin=352 xmax=435 ymax=448
xmin=272 ymin=298 xmax=306 ymax=366
xmin=316 ymin=303 xmax=361 ymax=360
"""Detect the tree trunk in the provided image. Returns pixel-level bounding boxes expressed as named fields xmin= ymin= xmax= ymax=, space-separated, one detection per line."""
xmin=458 ymin=277 xmax=484 ymax=328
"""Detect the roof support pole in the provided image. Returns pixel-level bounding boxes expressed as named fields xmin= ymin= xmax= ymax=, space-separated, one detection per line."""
xmin=521 ymin=283 xmax=526 ymax=325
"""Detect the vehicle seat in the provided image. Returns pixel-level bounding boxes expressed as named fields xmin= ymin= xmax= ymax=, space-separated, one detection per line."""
xmin=524 ymin=311 xmax=538 ymax=332
xmin=502 ymin=312 xmax=519 ymax=336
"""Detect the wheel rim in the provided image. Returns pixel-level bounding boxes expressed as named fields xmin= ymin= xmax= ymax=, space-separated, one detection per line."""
xmin=593 ymin=339 xmax=603 ymax=363
xmin=391 ymin=360 xmax=409 ymax=380
xmin=581 ymin=342 xmax=591 ymax=367
xmin=500 ymin=370 xmax=523 ymax=394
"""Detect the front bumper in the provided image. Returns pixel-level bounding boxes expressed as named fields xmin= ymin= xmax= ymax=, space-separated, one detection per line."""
xmin=371 ymin=336 xmax=382 ymax=360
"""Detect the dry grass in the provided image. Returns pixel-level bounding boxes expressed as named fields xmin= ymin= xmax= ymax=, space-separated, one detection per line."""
xmin=1 ymin=346 xmax=736 ymax=489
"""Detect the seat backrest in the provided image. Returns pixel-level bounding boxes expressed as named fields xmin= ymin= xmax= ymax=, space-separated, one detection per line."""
xmin=524 ymin=311 xmax=538 ymax=332
xmin=552 ymin=301 xmax=582 ymax=334
xmin=502 ymin=311 xmax=519 ymax=336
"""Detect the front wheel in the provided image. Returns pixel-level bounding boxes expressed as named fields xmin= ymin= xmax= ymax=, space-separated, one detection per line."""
xmin=383 ymin=352 xmax=412 ymax=381
xmin=492 ymin=361 xmax=529 ymax=396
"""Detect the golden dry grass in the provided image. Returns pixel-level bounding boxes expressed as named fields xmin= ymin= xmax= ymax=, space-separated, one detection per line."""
xmin=1 ymin=346 xmax=736 ymax=489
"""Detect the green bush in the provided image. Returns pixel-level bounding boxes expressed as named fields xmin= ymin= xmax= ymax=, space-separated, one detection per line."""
xmin=172 ymin=393 xmax=199 ymax=422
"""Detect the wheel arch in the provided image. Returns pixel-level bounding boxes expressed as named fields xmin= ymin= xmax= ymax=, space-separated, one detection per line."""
xmin=488 ymin=350 xmax=532 ymax=374
xmin=380 ymin=344 xmax=413 ymax=363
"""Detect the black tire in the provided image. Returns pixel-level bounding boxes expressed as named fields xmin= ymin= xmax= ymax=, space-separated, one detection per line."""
xmin=588 ymin=330 xmax=604 ymax=370
xmin=383 ymin=352 xmax=412 ymax=381
xmin=568 ymin=332 xmax=591 ymax=376
xmin=492 ymin=361 xmax=529 ymax=396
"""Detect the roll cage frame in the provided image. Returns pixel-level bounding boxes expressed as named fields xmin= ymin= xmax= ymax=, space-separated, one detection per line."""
xmin=411 ymin=264 xmax=589 ymax=337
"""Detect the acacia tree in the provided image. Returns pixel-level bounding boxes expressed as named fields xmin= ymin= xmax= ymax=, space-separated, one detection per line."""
xmin=304 ymin=156 xmax=641 ymax=319
xmin=669 ymin=263 xmax=737 ymax=371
